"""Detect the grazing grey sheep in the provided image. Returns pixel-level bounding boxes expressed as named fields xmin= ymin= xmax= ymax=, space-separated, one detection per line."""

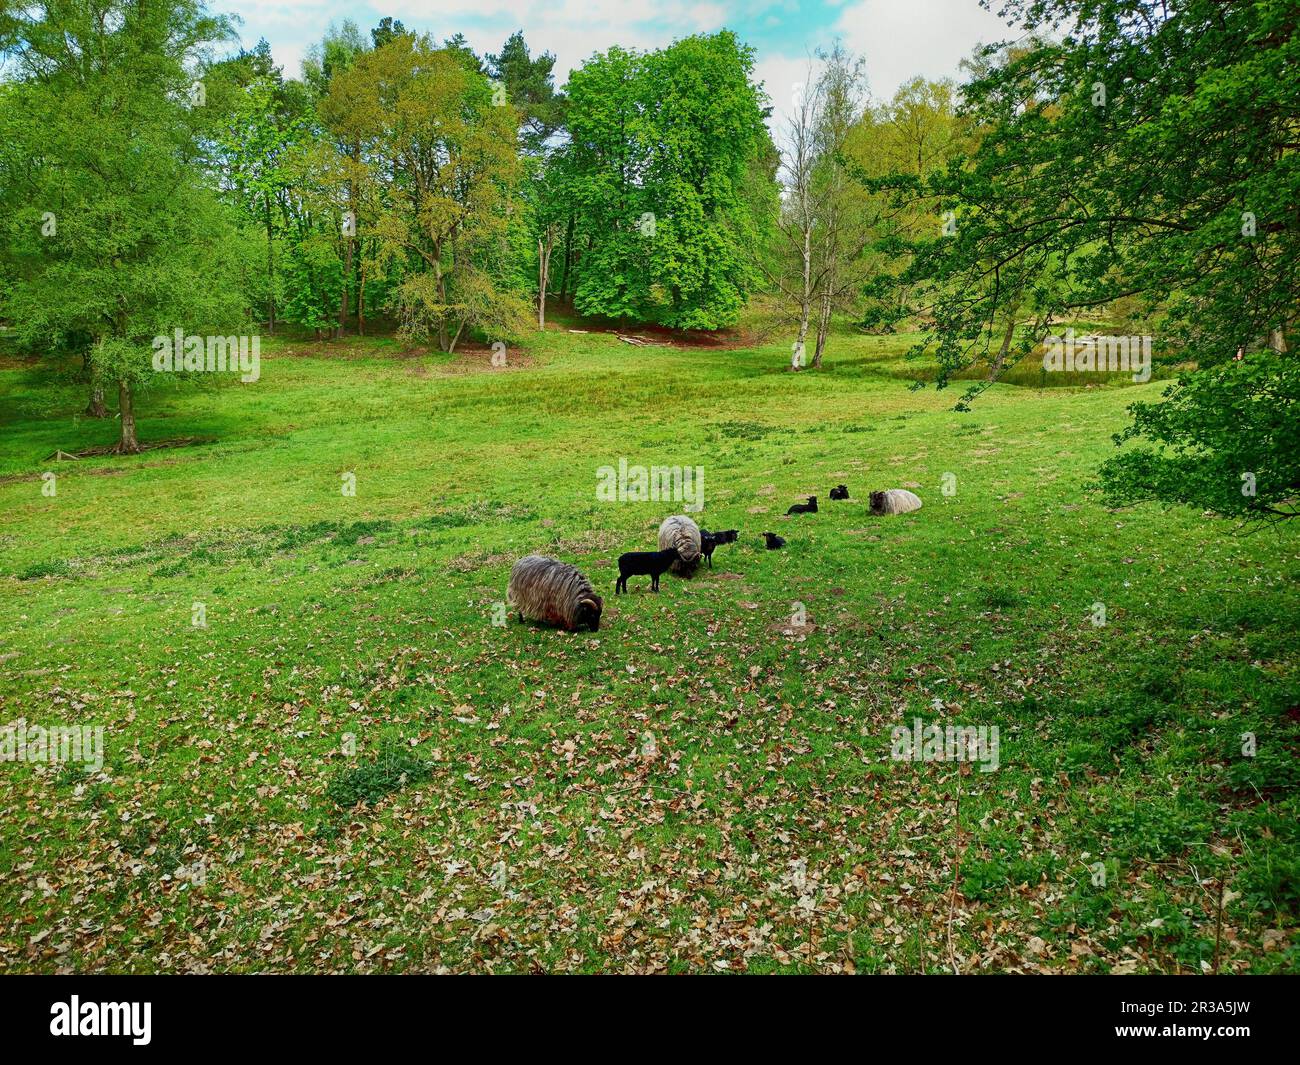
xmin=657 ymin=514 xmax=702 ymax=575
xmin=507 ymin=556 xmax=603 ymax=631
xmin=869 ymin=489 xmax=923 ymax=515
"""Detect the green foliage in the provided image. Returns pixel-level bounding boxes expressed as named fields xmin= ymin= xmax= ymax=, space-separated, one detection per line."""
xmin=1099 ymin=351 xmax=1300 ymax=521
xmin=282 ymin=232 xmax=344 ymax=334
xmin=0 ymin=0 xmax=250 ymax=449
xmin=486 ymin=30 xmax=566 ymax=155
xmin=564 ymin=33 xmax=776 ymax=328
xmin=322 ymin=34 xmax=531 ymax=351
xmin=325 ymin=740 xmax=433 ymax=809
xmin=203 ymin=46 xmax=315 ymax=330
xmin=870 ymin=0 xmax=1299 ymax=523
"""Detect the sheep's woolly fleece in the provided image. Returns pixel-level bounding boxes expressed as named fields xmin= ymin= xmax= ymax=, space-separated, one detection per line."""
xmin=507 ymin=555 xmax=602 ymax=631
xmin=658 ymin=514 xmax=702 ymax=574
xmin=870 ymin=489 xmax=923 ymax=516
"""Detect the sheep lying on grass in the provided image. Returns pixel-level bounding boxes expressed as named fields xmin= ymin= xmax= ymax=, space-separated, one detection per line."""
xmin=830 ymin=484 xmax=849 ymax=500
xmin=763 ymin=532 xmax=786 ymax=549
xmin=658 ymin=514 xmax=702 ymax=575
xmin=699 ymin=528 xmax=738 ymax=569
xmin=507 ymin=556 xmax=603 ymax=631
xmin=786 ymin=495 xmax=818 ymax=515
xmin=616 ymin=547 xmax=680 ymax=593
xmin=869 ymin=489 xmax=923 ymax=515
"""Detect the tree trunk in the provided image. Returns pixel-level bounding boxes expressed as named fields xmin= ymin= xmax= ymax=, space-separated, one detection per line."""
xmin=339 ymin=236 xmax=352 ymax=336
xmin=435 ymin=247 xmax=449 ymax=352
xmin=989 ymin=312 xmax=1017 ymax=381
xmin=558 ymin=213 xmax=575 ymax=301
xmin=86 ymin=385 xmax=107 ymax=418
xmin=813 ymin=288 xmax=832 ymax=369
xmin=265 ymin=192 xmax=276 ymax=335
xmin=82 ymin=353 xmax=108 ymax=417
xmin=537 ymin=232 xmax=553 ymax=329
xmin=116 ymin=379 xmax=140 ymax=453
xmin=793 ymin=223 xmax=813 ymax=371
xmin=358 ymin=261 xmax=367 ymax=337
xmin=1270 ymin=326 xmax=1288 ymax=353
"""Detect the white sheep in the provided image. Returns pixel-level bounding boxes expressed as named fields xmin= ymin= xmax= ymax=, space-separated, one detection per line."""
xmin=869 ymin=489 xmax=923 ymax=515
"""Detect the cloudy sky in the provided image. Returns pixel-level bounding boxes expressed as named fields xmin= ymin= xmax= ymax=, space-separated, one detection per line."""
xmin=219 ymin=0 xmax=1018 ymax=127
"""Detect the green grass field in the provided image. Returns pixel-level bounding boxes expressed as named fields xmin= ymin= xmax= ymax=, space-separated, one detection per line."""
xmin=1 ymin=315 xmax=1297 ymax=973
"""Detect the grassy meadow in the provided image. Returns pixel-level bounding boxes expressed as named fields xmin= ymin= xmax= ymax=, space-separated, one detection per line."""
xmin=1 ymin=315 xmax=1297 ymax=973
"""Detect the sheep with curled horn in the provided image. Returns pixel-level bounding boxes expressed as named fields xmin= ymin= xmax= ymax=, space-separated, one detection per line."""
xmin=869 ymin=489 xmax=923 ymax=516
xmin=507 ymin=556 xmax=603 ymax=632
xmin=657 ymin=514 xmax=702 ymax=575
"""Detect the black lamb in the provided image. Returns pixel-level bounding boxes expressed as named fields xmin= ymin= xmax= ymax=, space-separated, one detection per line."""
xmin=699 ymin=528 xmax=739 ymax=568
xmin=786 ymin=495 xmax=818 ymax=515
xmin=763 ymin=532 xmax=786 ymax=550
xmin=616 ymin=547 xmax=681 ymax=594
xmin=829 ymin=484 xmax=849 ymax=500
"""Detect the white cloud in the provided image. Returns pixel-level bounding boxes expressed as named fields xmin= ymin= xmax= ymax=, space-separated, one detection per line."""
xmin=753 ymin=1 xmax=1019 ymax=151
xmin=832 ymin=0 xmax=1016 ymax=100
xmin=752 ymin=50 xmax=821 ymax=148
xmin=376 ymin=0 xmax=733 ymax=81
xmin=220 ymin=0 xmax=1019 ymax=141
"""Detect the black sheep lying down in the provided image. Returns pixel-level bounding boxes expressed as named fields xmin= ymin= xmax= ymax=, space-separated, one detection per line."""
xmin=616 ymin=547 xmax=681 ymax=593
xmin=786 ymin=495 xmax=818 ymax=515
xmin=763 ymin=532 xmax=786 ymax=549
xmin=699 ymin=528 xmax=739 ymax=568
xmin=829 ymin=484 xmax=849 ymax=500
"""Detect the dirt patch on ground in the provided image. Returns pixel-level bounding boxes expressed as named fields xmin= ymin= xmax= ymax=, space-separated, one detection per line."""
xmin=438 ymin=343 xmax=538 ymax=374
xmin=769 ymin=619 xmax=818 ymax=637
xmin=561 ymin=320 xmax=765 ymax=350
xmin=445 ymin=550 xmax=515 ymax=574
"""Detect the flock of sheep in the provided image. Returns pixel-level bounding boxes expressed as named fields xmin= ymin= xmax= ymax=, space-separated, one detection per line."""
xmin=505 ymin=486 xmax=923 ymax=633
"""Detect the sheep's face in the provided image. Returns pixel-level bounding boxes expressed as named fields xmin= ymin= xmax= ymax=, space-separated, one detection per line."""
xmin=807 ymin=496 xmax=817 ymax=505
xmin=576 ymin=596 xmax=603 ymax=632
xmin=869 ymin=491 xmax=885 ymax=514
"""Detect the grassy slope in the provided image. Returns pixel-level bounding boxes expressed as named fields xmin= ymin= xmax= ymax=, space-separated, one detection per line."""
xmin=0 ymin=318 xmax=1297 ymax=973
